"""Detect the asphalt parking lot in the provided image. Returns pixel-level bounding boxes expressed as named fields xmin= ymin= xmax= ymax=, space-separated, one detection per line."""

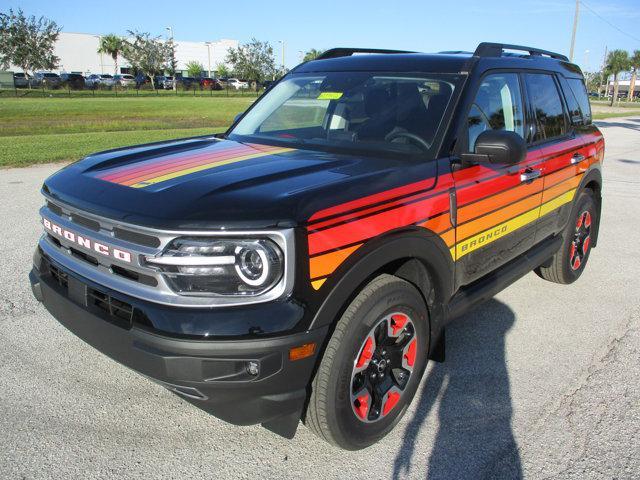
xmin=1 ymin=117 xmax=638 ymax=479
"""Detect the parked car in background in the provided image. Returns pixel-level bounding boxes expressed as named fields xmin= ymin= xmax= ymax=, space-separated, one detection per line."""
xmin=228 ymin=78 xmax=249 ymax=90
xmin=135 ymin=74 xmax=151 ymax=88
xmin=13 ymin=72 xmax=31 ymax=88
xmin=59 ymin=73 xmax=86 ymax=90
xmin=176 ymin=76 xmax=197 ymax=89
xmin=86 ymin=74 xmax=115 ymax=88
xmin=199 ymin=77 xmax=223 ymax=90
xmin=32 ymin=72 xmax=62 ymax=89
xmin=113 ymin=74 xmax=136 ymax=87
xmin=154 ymin=76 xmax=174 ymax=89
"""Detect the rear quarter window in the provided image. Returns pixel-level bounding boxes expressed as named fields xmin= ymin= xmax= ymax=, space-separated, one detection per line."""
xmin=524 ymin=73 xmax=567 ymax=142
xmin=566 ymin=78 xmax=592 ymax=124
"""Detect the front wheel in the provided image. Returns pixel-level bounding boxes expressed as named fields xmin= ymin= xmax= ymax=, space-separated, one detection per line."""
xmin=305 ymin=274 xmax=429 ymax=450
xmin=535 ymin=190 xmax=598 ymax=284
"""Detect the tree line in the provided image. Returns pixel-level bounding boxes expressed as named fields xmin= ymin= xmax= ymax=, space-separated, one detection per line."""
xmin=586 ymin=49 xmax=640 ymax=106
xmin=0 ymin=9 xmax=320 ymax=91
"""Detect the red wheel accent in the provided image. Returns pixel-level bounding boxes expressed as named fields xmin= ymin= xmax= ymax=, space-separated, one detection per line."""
xmin=382 ymin=391 xmax=401 ymax=416
xmin=350 ymin=312 xmax=417 ymax=423
xmin=354 ymin=393 xmax=370 ymax=420
xmin=572 ymin=256 xmax=581 ymax=270
xmin=584 ymin=212 xmax=591 ymax=228
xmin=404 ymin=338 xmax=417 ymax=368
xmin=569 ymin=242 xmax=576 ymax=259
xmin=390 ymin=313 xmax=408 ymax=336
xmin=576 ymin=213 xmax=584 ymax=229
xmin=582 ymin=235 xmax=591 ymax=255
xmin=356 ymin=337 xmax=374 ymax=369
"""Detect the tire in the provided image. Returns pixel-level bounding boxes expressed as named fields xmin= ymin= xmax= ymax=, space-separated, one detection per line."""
xmin=305 ymin=274 xmax=429 ymax=450
xmin=535 ymin=189 xmax=597 ymax=284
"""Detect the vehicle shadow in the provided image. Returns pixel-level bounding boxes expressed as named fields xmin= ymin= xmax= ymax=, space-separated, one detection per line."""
xmin=392 ymin=299 xmax=522 ymax=480
xmin=594 ymin=118 xmax=640 ymax=131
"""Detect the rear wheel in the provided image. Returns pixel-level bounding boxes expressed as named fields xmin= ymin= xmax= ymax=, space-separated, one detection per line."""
xmin=535 ymin=190 xmax=597 ymax=284
xmin=305 ymin=274 xmax=429 ymax=450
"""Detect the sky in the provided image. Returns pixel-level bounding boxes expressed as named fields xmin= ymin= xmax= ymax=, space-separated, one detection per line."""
xmin=5 ymin=0 xmax=640 ymax=72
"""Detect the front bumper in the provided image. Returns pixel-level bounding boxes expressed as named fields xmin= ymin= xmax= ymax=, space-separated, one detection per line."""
xmin=29 ymin=258 xmax=328 ymax=437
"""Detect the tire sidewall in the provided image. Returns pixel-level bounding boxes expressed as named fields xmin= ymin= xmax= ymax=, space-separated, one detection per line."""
xmin=326 ymin=279 xmax=429 ymax=449
xmin=561 ymin=191 xmax=597 ymax=282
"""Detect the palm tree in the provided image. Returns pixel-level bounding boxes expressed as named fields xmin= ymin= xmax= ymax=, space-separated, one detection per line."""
xmin=303 ymin=49 xmax=323 ymax=62
xmin=628 ymin=50 xmax=640 ymax=102
xmin=98 ymin=34 xmax=124 ymax=75
xmin=606 ymin=49 xmax=631 ymax=106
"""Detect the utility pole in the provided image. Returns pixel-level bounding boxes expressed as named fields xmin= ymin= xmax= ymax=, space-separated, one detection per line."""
xmin=569 ymin=0 xmax=580 ymax=62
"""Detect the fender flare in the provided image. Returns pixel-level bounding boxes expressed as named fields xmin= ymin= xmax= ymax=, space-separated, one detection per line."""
xmin=308 ymin=227 xmax=455 ymax=356
xmin=577 ymin=164 xmax=603 ymax=247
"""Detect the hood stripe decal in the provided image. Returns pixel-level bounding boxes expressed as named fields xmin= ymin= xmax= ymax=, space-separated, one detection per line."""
xmin=129 ymin=148 xmax=293 ymax=188
xmin=95 ymin=142 xmax=293 ymax=188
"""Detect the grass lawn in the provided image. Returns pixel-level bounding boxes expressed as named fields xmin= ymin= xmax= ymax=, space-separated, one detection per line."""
xmin=0 ymin=96 xmax=254 ymax=167
xmin=2 ymin=95 xmax=640 ymax=168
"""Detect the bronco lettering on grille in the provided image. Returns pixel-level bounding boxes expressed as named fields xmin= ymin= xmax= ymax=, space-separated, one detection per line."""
xmin=43 ymin=217 xmax=133 ymax=263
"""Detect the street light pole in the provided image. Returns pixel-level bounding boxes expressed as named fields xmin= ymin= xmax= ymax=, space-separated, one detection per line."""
xmin=569 ymin=0 xmax=580 ymax=62
xmin=95 ymin=35 xmax=104 ymax=74
xmin=278 ymin=40 xmax=285 ymax=75
xmin=205 ymin=42 xmax=212 ymax=77
xmin=166 ymin=26 xmax=176 ymax=91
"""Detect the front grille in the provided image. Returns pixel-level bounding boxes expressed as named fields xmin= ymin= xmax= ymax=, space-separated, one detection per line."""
xmin=113 ymin=227 xmax=161 ymax=248
xmin=70 ymin=213 xmax=100 ymax=231
xmin=88 ymin=288 xmax=135 ymax=323
xmin=44 ymin=256 xmax=151 ymax=330
xmin=49 ymin=263 xmax=69 ymax=289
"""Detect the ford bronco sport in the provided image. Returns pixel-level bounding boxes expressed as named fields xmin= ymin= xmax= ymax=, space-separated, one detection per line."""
xmin=30 ymin=43 xmax=604 ymax=450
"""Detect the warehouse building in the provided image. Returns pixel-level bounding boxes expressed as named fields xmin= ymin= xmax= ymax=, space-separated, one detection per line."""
xmin=52 ymin=32 xmax=238 ymax=77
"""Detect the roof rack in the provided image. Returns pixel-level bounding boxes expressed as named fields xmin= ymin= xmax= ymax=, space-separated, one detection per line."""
xmin=315 ymin=48 xmax=415 ymax=60
xmin=474 ymin=42 xmax=569 ymax=62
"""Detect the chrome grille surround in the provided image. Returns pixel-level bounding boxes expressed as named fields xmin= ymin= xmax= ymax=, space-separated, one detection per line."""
xmin=38 ymin=196 xmax=295 ymax=308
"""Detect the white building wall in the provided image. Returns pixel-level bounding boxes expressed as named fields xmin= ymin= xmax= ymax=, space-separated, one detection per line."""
xmin=175 ymin=39 xmax=238 ymax=76
xmin=19 ymin=32 xmax=238 ymax=76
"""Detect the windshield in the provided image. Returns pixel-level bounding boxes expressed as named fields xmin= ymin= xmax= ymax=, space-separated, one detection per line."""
xmin=229 ymin=72 xmax=460 ymax=157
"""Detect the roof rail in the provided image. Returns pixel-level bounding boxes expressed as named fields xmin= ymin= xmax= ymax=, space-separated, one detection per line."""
xmin=315 ymin=48 xmax=415 ymax=60
xmin=474 ymin=42 xmax=569 ymax=62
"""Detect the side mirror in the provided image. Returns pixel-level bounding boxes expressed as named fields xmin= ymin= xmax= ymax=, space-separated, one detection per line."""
xmin=462 ymin=130 xmax=526 ymax=166
xmin=233 ymin=112 xmax=244 ymax=124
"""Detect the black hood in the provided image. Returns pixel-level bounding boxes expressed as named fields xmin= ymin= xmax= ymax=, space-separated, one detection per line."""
xmin=43 ymin=136 xmax=435 ymax=230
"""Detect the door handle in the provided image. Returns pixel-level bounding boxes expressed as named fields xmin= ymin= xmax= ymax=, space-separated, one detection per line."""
xmin=520 ymin=169 xmax=542 ymax=183
xmin=571 ymin=153 xmax=585 ymax=165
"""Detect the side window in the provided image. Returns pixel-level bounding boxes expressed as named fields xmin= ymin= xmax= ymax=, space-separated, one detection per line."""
xmin=560 ymin=78 xmax=583 ymax=125
xmin=467 ymin=73 xmax=524 ymax=151
xmin=524 ymin=73 xmax=567 ymax=142
xmin=567 ymin=78 xmax=592 ymax=124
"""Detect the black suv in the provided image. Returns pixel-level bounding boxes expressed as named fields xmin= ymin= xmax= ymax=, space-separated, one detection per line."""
xmin=30 ymin=43 xmax=603 ymax=449
xmin=59 ymin=73 xmax=86 ymax=90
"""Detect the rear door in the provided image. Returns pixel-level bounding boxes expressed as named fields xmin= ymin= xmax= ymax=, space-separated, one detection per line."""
xmin=452 ymin=72 xmax=545 ymax=285
xmin=523 ymin=73 xmax=592 ymax=243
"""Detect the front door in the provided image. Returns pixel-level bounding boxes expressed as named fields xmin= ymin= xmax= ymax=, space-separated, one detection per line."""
xmin=452 ymin=72 xmax=545 ymax=286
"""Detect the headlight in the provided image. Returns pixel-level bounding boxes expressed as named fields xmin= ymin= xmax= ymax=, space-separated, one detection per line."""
xmin=145 ymin=237 xmax=284 ymax=297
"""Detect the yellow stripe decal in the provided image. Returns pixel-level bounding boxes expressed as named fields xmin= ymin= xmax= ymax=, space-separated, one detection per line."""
xmin=539 ymin=188 xmax=576 ymax=217
xmin=311 ymin=279 xmax=327 ymax=290
xmin=454 ymin=208 xmax=540 ymax=259
xmin=453 ymin=188 xmax=577 ymax=260
xmin=130 ymin=147 xmax=293 ymax=188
